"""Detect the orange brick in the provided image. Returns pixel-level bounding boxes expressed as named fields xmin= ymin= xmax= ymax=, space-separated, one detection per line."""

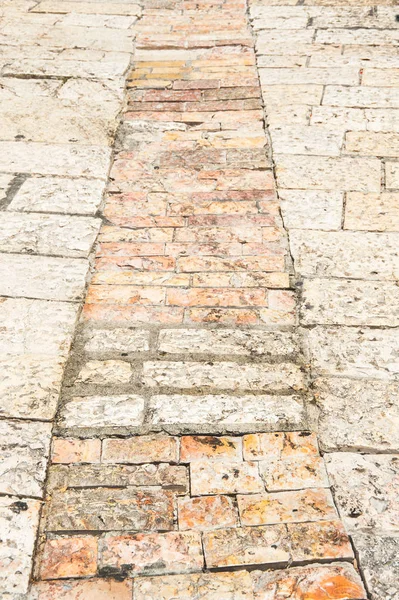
xmin=30 ymin=579 xmax=132 ymax=600
xmin=40 ymin=537 xmax=97 ymax=580
xmin=102 ymin=435 xmax=178 ymax=464
xmin=243 ymin=432 xmax=319 ymax=461
xmin=180 ymin=436 xmax=242 ymax=461
xmin=178 ymin=495 xmax=239 ymax=530
xmin=52 ymin=439 xmax=101 ymax=464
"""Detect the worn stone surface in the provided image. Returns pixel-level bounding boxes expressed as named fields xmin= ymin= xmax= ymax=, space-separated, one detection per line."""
xmin=190 ymin=460 xmax=264 ymax=495
xmin=29 ymin=579 xmax=133 ymax=600
xmin=83 ymin=327 xmax=150 ymax=353
xmin=102 ymin=435 xmax=178 ymax=463
xmin=351 ymin=534 xmax=399 ymax=600
xmin=325 ymin=453 xmax=399 ymax=534
xmin=0 ymin=496 xmax=41 ymax=595
xmin=243 ymin=431 xmax=318 ymax=460
xmin=178 ymin=495 xmax=240 ymax=531
xmin=40 ymin=537 xmax=97 ymax=580
xmin=58 ymin=395 xmax=145 ymax=429
xmin=259 ymin=456 xmax=329 ymax=491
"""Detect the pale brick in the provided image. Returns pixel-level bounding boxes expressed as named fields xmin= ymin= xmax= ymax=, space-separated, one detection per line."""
xmin=190 ymin=460 xmax=264 ymax=495
xmin=203 ymin=525 xmax=290 ymax=568
xmin=34 ymin=1 xmax=141 ymax=16
xmin=76 ymin=359 xmax=132 ymax=384
xmin=280 ymin=190 xmax=343 ymax=230
xmin=158 ymin=329 xmax=298 ymax=357
xmin=317 ymin=27 xmax=399 ymax=45
xmin=83 ymin=327 xmax=150 ymax=353
xmin=243 ymin=432 xmax=318 ymax=460
xmin=102 ymin=435 xmax=178 ymax=463
xmin=345 ymin=192 xmax=399 ymax=231
xmin=150 ymin=393 xmax=306 ymax=433
xmin=29 ymin=580 xmax=133 ymax=600
xmin=51 ymin=439 xmax=101 ymax=464
xmin=323 ymin=85 xmax=399 ymax=108
xmin=178 ymin=495 xmax=239 ymax=530
xmin=260 ymin=84 xmax=323 ymax=106
xmin=259 ymin=67 xmax=358 ymax=85
xmin=325 ymin=453 xmax=399 ymax=533
xmin=301 ymin=279 xmax=399 ymax=326
xmin=346 ymin=132 xmax=399 ymax=157
xmin=307 ymin=326 xmax=399 ymax=379
xmin=59 ymin=395 xmax=145 ymax=429
xmin=9 ymin=177 xmax=105 ymax=215
xmin=270 ymin=126 xmax=343 ymax=156
xmin=290 ymin=230 xmax=399 ymax=279
xmin=276 ymin=155 xmax=381 ymax=192
xmin=386 ymin=162 xmax=399 ymax=189
xmin=259 ymin=456 xmax=329 ymax=491
xmin=99 ymin=531 xmax=204 ymax=576
xmin=142 ymin=361 xmax=305 ymax=392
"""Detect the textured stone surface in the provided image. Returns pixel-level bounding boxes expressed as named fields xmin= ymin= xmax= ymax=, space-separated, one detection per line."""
xmin=0 ymin=420 xmax=52 ymax=497
xmin=190 ymin=460 xmax=264 ymax=495
xmin=29 ymin=579 xmax=133 ymax=600
xmin=102 ymin=435 xmax=178 ymax=463
xmin=178 ymin=495 xmax=239 ymax=530
xmin=75 ymin=359 xmax=132 ymax=384
xmin=180 ymin=435 xmax=242 ymax=462
xmin=83 ymin=327 xmax=150 ymax=353
xmin=58 ymin=395 xmax=145 ymax=429
xmin=259 ymin=456 xmax=329 ymax=491
xmin=243 ymin=431 xmax=318 ymax=460
xmin=0 ymin=496 xmax=41 ymax=595
xmin=351 ymin=534 xmax=399 ymax=600
xmin=52 ymin=439 xmax=101 ymax=464
xmin=325 ymin=453 xmax=399 ymax=534
xmin=40 ymin=537 xmax=97 ymax=580
xmin=280 ymin=190 xmax=343 ymax=230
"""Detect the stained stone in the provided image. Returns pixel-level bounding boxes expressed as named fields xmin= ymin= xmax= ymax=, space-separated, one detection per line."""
xmin=75 ymin=359 xmax=132 ymax=384
xmin=58 ymin=395 xmax=145 ymax=429
xmin=325 ymin=453 xmax=399 ymax=534
xmin=0 ymin=420 xmax=52 ymax=497
xmin=83 ymin=327 xmax=150 ymax=353
xmin=351 ymin=534 xmax=399 ymax=600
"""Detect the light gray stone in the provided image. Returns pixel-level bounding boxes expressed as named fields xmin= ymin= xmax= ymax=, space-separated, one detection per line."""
xmin=149 ymin=394 xmax=306 ymax=433
xmin=259 ymin=456 xmax=329 ymax=491
xmin=58 ymin=395 xmax=145 ymax=429
xmin=301 ymin=279 xmax=399 ymax=326
xmin=323 ymin=85 xmax=399 ymax=109
xmin=270 ymin=126 xmax=343 ymax=156
xmin=280 ymin=190 xmax=343 ymax=230
xmin=352 ymin=533 xmax=399 ymax=600
xmin=325 ymin=453 xmax=399 ymax=534
xmin=0 ymin=420 xmax=52 ymax=497
xmin=290 ymin=230 xmax=399 ymax=280
xmin=158 ymin=329 xmax=298 ymax=357
xmin=317 ymin=28 xmax=399 ymax=45
xmin=260 ymin=84 xmax=323 ymax=107
xmin=312 ymin=378 xmax=399 ymax=452
xmin=0 ymin=142 xmax=111 ymax=178
xmin=0 ymin=213 xmax=100 ymax=258
xmin=386 ymin=163 xmax=399 ymax=190
xmin=0 ymin=254 xmax=89 ymax=300
xmin=259 ymin=67 xmax=359 ymax=86
xmin=84 ymin=327 xmax=150 ymax=353
xmin=142 ymin=361 xmax=305 ymax=392
xmin=276 ymin=155 xmax=381 ymax=192
xmin=75 ymin=360 xmax=132 ymax=384
xmin=9 ymin=176 xmax=105 ymax=215
xmin=0 ymin=496 xmax=41 ymax=595
xmin=33 ymin=0 xmax=142 ymax=16
xmin=306 ymin=326 xmax=399 ymax=380
xmin=346 ymin=131 xmax=399 ymax=157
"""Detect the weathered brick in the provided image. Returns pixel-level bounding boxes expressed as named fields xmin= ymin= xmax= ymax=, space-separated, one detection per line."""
xmin=259 ymin=456 xmax=329 ymax=491
xmin=289 ymin=520 xmax=353 ymax=563
xmin=29 ymin=579 xmax=133 ymax=600
xmin=83 ymin=328 xmax=150 ymax=353
xmin=180 ymin=435 xmax=242 ymax=462
xmin=243 ymin=432 xmax=318 ymax=461
xmin=40 ymin=536 xmax=97 ymax=579
xmin=51 ymin=439 xmax=101 ymax=464
xmin=59 ymin=395 xmax=145 ymax=430
xmin=178 ymin=495 xmax=239 ymax=530
xmin=190 ymin=460 xmax=264 ymax=495
xmin=345 ymin=192 xmax=399 ymax=231
xmin=75 ymin=360 xmax=132 ymax=384
xmin=102 ymin=435 xmax=178 ymax=463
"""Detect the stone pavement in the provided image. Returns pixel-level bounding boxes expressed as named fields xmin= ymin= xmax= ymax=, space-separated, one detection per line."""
xmin=0 ymin=0 xmax=398 ymax=598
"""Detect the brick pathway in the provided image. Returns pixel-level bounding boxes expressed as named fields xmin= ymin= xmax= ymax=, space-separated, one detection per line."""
xmin=0 ymin=0 xmax=398 ymax=598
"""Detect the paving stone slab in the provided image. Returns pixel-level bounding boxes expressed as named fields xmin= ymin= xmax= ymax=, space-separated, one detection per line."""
xmin=0 ymin=496 xmax=41 ymax=595
xmin=312 ymin=378 xmax=399 ymax=452
xmin=325 ymin=453 xmax=399 ymax=534
xmin=83 ymin=327 xmax=150 ymax=353
xmin=351 ymin=533 xmax=399 ymax=600
xmin=279 ymin=189 xmax=343 ymax=231
xmin=28 ymin=579 xmax=133 ymax=600
xmin=58 ymin=394 xmax=145 ymax=429
xmin=0 ymin=420 xmax=52 ymax=497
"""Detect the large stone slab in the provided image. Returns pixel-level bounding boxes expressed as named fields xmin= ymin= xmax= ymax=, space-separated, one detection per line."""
xmin=312 ymin=378 xmax=399 ymax=452
xmin=305 ymin=326 xmax=399 ymax=379
xmin=0 ymin=496 xmax=41 ymax=595
xmin=279 ymin=189 xmax=343 ymax=231
xmin=351 ymin=533 xmax=399 ymax=600
xmin=325 ymin=453 xmax=399 ymax=534
xmin=290 ymin=230 xmax=399 ymax=280
xmin=0 ymin=420 xmax=52 ymax=497
xmin=0 ymin=213 xmax=100 ymax=258
xmin=0 ymin=254 xmax=89 ymax=301
xmin=301 ymin=279 xmax=399 ymax=326
xmin=149 ymin=394 xmax=306 ymax=433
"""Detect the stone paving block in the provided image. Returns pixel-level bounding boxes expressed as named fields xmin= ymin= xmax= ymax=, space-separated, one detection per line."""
xmin=190 ymin=460 xmax=264 ymax=495
xmin=40 ymin=536 xmax=97 ymax=580
xmin=289 ymin=520 xmax=353 ymax=562
xmin=180 ymin=435 xmax=242 ymax=462
xmin=51 ymin=439 xmax=101 ymax=464
xmin=0 ymin=496 xmax=41 ymax=595
xmin=312 ymin=378 xmax=399 ymax=452
xmin=280 ymin=190 xmax=343 ymax=230
xmin=259 ymin=456 xmax=329 ymax=491
xmin=29 ymin=579 xmax=133 ymax=600
xmin=345 ymin=192 xmax=399 ymax=231
xmin=260 ymin=84 xmax=323 ymax=106
xmin=270 ymin=126 xmax=343 ymax=156
xmin=45 ymin=487 xmax=175 ymax=531
xmin=251 ymin=562 xmax=367 ymax=600
xmin=203 ymin=524 xmax=290 ymax=568
xmin=243 ymin=432 xmax=319 ymax=461
xmin=158 ymin=329 xmax=298 ymax=357
xmin=133 ymin=571 xmax=253 ymax=600
xmin=346 ymin=132 xmax=399 ymax=157
xmin=83 ymin=327 xmax=150 ymax=353
xmin=0 ymin=254 xmax=89 ymax=301
xmin=238 ymin=488 xmax=337 ymax=526
xmin=276 ymin=155 xmax=381 ymax=192
xmin=0 ymin=420 xmax=52 ymax=497
xmin=58 ymin=395 xmax=145 ymax=429
xmin=306 ymin=326 xmax=399 ymax=379
xmin=142 ymin=361 xmax=305 ymax=392
xmin=178 ymin=495 xmax=240 ymax=531
xmin=323 ymin=85 xmax=399 ymax=108
xmin=290 ymin=230 xmax=399 ymax=279
xmin=386 ymin=162 xmax=399 ymax=189
xmin=75 ymin=359 xmax=132 ymax=384
xmin=351 ymin=534 xmax=399 ymax=600
xmin=149 ymin=393 xmax=306 ymax=433
xmin=47 ymin=463 xmax=188 ymax=493
xmin=8 ymin=177 xmax=105 ymax=215
xmin=301 ymin=279 xmax=399 ymax=326
xmin=325 ymin=453 xmax=399 ymax=534
xmin=99 ymin=531 xmax=204 ymax=577
xmin=0 ymin=212 xmax=100 ymax=258
xmin=0 ymin=142 xmax=111 ymax=178
xmin=102 ymin=435 xmax=178 ymax=463
xmin=33 ymin=1 xmax=142 ymax=16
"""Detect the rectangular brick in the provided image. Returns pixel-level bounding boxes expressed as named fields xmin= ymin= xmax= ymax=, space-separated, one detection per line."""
xmin=51 ymin=439 xmax=101 ymax=464
xmin=259 ymin=456 xmax=329 ymax=491
xmin=180 ymin=436 xmax=241 ymax=462
xmin=40 ymin=536 xmax=97 ymax=580
xmin=178 ymin=495 xmax=239 ymax=531
xmin=345 ymin=192 xmax=399 ymax=231
xmin=190 ymin=460 xmax=264 ymax=495
xmin=102 ymin=435 xmax=178 ymax=464
xmin=243 ymin=432 xmax=318 ymax=461
xmin=289 ymin=520 xmax=354 ymax=562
